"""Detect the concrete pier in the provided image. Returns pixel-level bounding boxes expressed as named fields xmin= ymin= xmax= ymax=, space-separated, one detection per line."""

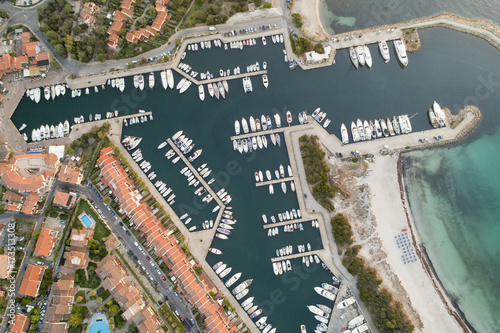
xmin=255 ymin=176 xmax=294 ymax=187
xmin=166 ymin=138 xmax=225 ymax=215
xmin=271 ymin=250 xmax=323 ymax=263
xmin=173 ymin=67 xmax=267 ymax=86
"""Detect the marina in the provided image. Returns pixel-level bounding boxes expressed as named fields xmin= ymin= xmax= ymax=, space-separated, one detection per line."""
xmin=255 ymin=176 xmax=294 ymax=187
xmin=6 ymin=27 xmax=494 ymax=333
xmin=172 ymin=66 xmax=268 ymax=86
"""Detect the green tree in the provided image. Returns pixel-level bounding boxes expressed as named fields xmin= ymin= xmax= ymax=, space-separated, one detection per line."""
xmin=69 ymin=313 xmax=82 ymax=326
xmin=76 ymin=296 xmax=83 ymax=303
xmin=146 ymin=5 xmax=156 ymax=17
xmin=263 ymin=2 xmax=272 ymax=8
xmin=109 ymin=304 xmax=119 ymax=314
xmin=96 ymin=297 xmax=103 ymax=303
xmin=45 ymin=30 xmax=58 ymax=42
xmin=292 ymin=13 xmax=303 ymax=28
xmin=314 ymin=43 xmax=325 ymax=54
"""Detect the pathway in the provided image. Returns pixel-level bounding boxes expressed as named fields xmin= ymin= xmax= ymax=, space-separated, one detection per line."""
xmin=255 ymin=176 xmax=293 ymax=187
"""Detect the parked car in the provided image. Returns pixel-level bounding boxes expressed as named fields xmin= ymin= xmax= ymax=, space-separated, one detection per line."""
xmin=161 ymin=276 xmax=166 ymax=281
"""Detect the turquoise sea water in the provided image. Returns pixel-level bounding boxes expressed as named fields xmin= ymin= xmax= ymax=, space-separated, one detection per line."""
xmin=320 ymin=0 xmax=500 ymax=34
xmin=10 ymin=29 xmax=500 ymax=331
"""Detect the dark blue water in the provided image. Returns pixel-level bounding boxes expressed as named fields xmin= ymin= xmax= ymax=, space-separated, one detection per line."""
xmin=11 ymin=28 xmax=500 ymax=332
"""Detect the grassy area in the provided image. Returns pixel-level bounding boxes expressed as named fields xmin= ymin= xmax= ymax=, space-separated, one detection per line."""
xmin=76 ymin=200 xmax=110 ymax=241
xmin=75 ymin=262 xmax=100 ymax=289
xmin=159 ymin=304 xmax=185 ymax=333
xmin=114 ymin=310 xmax=126 ymax=329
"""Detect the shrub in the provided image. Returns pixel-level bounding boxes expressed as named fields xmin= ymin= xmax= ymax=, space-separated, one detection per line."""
xmin=292 ymin=13 xmax=303 ymax=28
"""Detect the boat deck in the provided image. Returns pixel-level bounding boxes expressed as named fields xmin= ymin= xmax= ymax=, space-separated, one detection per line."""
xmin=172 ymin=67 xmax=268 ymax=86
xmin=166 ymin=138 xmax=225 ymax=215
xmin=262 ymin=217 xmax=308 ymax=229
xmin=255 ymin=176 xmax=294 ymax=187
xmin=270 ymin=249 xmax=323 ymax=263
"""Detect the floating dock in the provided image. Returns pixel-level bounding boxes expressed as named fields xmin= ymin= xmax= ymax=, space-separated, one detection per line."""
xmin=172 ymin=67 xmax=267 ymax=86
xmin=262 ymin=217 xmax=308 ymax=229
xmin=271 ymin=249 xmax=323 ymax=263
xmin=255 ymin=177 xmax=294 ymax=187
xmin=166 ymin=138 xmax=225 ymax=220
xmin=230 ymin=127 xmax=285 ymax=141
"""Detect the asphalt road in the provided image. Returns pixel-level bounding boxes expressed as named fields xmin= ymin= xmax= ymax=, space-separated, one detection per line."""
xmin=64 ymin=182 xmax=200 ymax=333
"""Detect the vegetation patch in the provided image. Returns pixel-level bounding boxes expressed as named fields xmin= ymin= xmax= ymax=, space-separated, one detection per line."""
xmin=159 ymin=304 xmax=185 ymax=333
xmin=299 ymin=135 xmax=335 ymax=211
xmin=292 ymin=13 xmax=303 ymax=28
xmin=290 ymin=33 xmax=313 ymax=55
xmin=75 ymin=262 xmax=100 ymax=289
xmin=334 ymin=215 xmax=415 ymax=332
xmin=97 ymin=286 xmax=111 ymax=301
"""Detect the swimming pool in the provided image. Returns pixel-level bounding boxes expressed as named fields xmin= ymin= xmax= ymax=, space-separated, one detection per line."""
xmin=88 ymin=314 xmax=109 ymax=333
xmin=79 ymin=213 xmax=94 ymax=228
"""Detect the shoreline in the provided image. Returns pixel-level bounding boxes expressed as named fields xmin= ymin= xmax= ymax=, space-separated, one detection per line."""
xmin=397 ymin=154 xmax=475 ymax=333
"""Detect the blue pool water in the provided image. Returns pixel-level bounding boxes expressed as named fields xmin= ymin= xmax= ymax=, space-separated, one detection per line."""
xmin=88 ymin=316 xmax=110 ymax=333
xmin=79 ymin=213 xmax=93 ymax=228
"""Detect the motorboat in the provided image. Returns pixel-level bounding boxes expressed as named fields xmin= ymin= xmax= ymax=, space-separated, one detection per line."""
xmin=262 ymin=75 xmax=269 ymax=88
xmin=364 ymin=120 xmax=371 ymax=140
xmin=380 ymin=119 xmax=389 ymax=137
xmin=351 ymin=122 xmax=360 ymax=142
xmin=433 ymin=101 xmax=446 ymax=127
xmin=374 ymin=119 xmax=382 ymax=138
xmin=394 ymin=39 xmax=408 ymax=66
xmin=349 ymin=47 xmax=358 ymax=69
xmin=337 ymin=297 xmax=356 ymax=309
xmin=323 ymin=119 xmax=331 ymax=128
xmin=286 ymin=111 xmax=292 ymax=125
xmin=149 ymin=72 xmax=155 ymax=88
xmin=428 ymin=109 xmax=438 ymax=128
xmin=161 ymin=70 xmax=168 ymax=89
xmin=138 ymin=75 xmax=145 ymax=90
xmin=281 ymin=182 xmax=286 ymax=194
xmin=341 ymin=123 xmax=349 ymax=144
xmin=167 ymin=69 xmax=174 ymax=89
xmin=274 ymin=113 xmax=281 ymax=127
xmin=393 ymin=116 xmax=401 ymax=134
xmin=363 ymin=45 xmax=372 ymax=68
xmin=387 ymin=118 xmax=395 ymax=136
xmin=355 ymin=45 xmax=365 ymax=66
xmin=207 ymin=83 xmax=214 ymax=97
xmin=379 ymin=40 xmax=390 ymax=63
xmin=314 ymin=286 xmax=336 ymax=301
xmin=198 ymin=84 xmax=205 ymax=101
xmin=357 ymin=119 xmax=365 ymax=140
xmin=250 ymin=116 xmax=256 ymax=132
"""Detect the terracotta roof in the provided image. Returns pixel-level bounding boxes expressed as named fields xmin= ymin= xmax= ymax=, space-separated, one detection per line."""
xmin=2 ymin=190 xmax=23 ymax=203
xmin=63 ymin=250 xmax=88 ymax=269
xmin=21 ymin=32 xmax=31 ymax=44
xmin=53 ymin=190 xmax=76 ymax=209
xmin=34 ymin=228 xmax=58 ymax=257
xmin=97 ymin=148 xmax=237 ymax=332
xmin=22 ymin=42 xmax=39 ymax=58
xmin=43 ymin=322 xmax=68 ymax=333
xmin=20 ymin=192 xmax=40 ymax=215
xmin=57 ymin=164 xmax=83 ymax=184
xmin=18 ymin=264 xmax=45 ymax=297
xmin=10 ymin=314 xmax=29 ymax=333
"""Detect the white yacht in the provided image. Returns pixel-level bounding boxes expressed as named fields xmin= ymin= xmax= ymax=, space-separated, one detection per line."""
xmin=262 ymin=75 xmax=269 ymax=88
xmin=161 ymin=70 xmax=168 ymax=89
xmin=379 ymin=40 xmax=390 ymax=63
xmin=138 ymin=75 xmax=145 ymax=90
xmin=394 ymin=39 xmax=408 ymax=66
xmin=149 ymin=72 xmax=155 ymax=89
xmin=363 ymin=45 xmax=372 ymax=68
xmin=355 ymin=46 xmax=365 ymax=66
xmin=198 ymin=85 xmax=205 ymax=101
xmin=166 ymin=69 xmax=174 ymax=89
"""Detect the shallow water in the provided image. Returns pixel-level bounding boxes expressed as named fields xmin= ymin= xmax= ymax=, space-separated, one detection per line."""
xmin=11 ymin=28 xmax=500 ymax=331
xmin=321 ymin=0 xmax=500 ymax=34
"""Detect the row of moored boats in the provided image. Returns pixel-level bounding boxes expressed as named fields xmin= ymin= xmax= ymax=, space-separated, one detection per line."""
xmin=348 ymin=39 xmax=408 ymax=69
xmin=30 ymin=121 xmax=70 ymax=142
xmin=340 ymin=115 xmax=412 ymax=144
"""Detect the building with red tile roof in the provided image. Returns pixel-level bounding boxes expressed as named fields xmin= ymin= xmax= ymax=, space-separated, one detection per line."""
xmin=20 ymin=192 xmax=40 ymax=215
xmin=0 ymin=254 xmax=11 ymax=279
xmin=0 ymin=153 xmax=59 ymax=193
xmin=18 ymin=264 xmax=45 ymax=297
xmin=10 ymin=314 xmax=29 ymax=333
xmin=97 ymin=148 xmax=238 ymax=333
xmin=2 ymin=190 xmax=23 ymax=204
xmin=80 ymin=2 xmax=99 ymax=25
xmin=34 ymin=228 xmax=59 ymax=257
xmin=21 ymin=32 xmax=31 ymax=44
xmin=57 ymin=164 xmax=83 ymax=185
xmin=52 ymin=190 xmax=77 ymax=209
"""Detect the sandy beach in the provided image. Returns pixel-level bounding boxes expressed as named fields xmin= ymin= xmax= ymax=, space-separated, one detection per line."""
xmin=291 ymin=0 xmax=328 ymax=40
xmin=331 ymin=152 xmax=463 ymax=332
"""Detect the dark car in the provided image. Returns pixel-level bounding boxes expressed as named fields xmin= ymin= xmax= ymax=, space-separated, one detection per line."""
xmin=133 ymin=255 xmax=138 ymax=260
xmin=119 ymin=222 xmax=124 ymax=227
xmin=126 ymin=231 xmax=131 ymax=236
xmin=128 ymin=250 xmax=133 ymax=255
